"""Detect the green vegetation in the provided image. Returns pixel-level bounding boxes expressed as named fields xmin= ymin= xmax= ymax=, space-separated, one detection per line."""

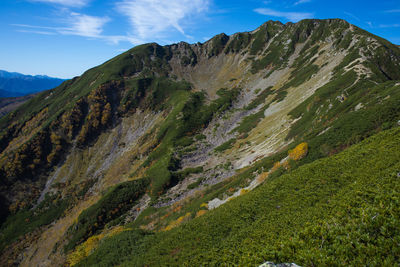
xmin=281 ymin=64 xmax=319 ymax=90
xmin=214 ymin=138 xmax=236 ymax=152
xmin=142 ymin=87 xmax=240 ymax=198
xmin=122 ymin=77 xmax=192 ymax=112
xmin=250 ymin=25 xmax=267 ymax=55
xmin=287 ymin=78 xmax=400 ymax=162
xmin=251 ymin=44 xmax=286 ymax=73
xmin=251 ymin=20 xmax=322 ymax=73
xmin=232 ymin=102 xmax=271 ymax=134
xmin=0 ymin=193 xmax=69 ymax=253
xmin=294 ymin=44 xmax=320 ymax=68
xmin=245 ymin=86 xmax=273 ymax=110
xmin=250 ymin=21 xmax=283 ymax=56
xmin=208 ymin=33 xmax=229 ymax=57
xmin=187 ymin=177 xmax=205 ymax=190
xmin=77 ymin=127 xmax=400 ymax=266
xmin=194 ymin=134 xmax=206 ymax=141
xmin=65 ymin=178 xmax=149 ymax=251
xmin=174 ymin=136 xmax=194 ymax=147
xmin=272 ymin=90 xmax=288 ymax=102
xmin=172 ymin=166 xmax=204 ymax=182
xmin=224 ymin=33 xmax=251 ymax=54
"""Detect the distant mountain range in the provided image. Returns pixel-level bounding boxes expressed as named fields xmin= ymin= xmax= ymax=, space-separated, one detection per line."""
xmin=0 ymin=70 xmax=65 ymax=97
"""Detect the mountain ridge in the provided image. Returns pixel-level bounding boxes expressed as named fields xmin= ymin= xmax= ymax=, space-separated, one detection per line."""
xmin=0 ymin=18 xmax=399 ymax=266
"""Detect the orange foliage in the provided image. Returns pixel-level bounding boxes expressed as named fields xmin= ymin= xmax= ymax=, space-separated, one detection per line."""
xmin=256 ymin=171 xmax=269 ymax=183
xmin=161 ymin=213 xmax=171 ymax=220
xmin=282 ymin=160 xmax=290 ymax=170
xmin=196 ymin=210 xmax=207 ymax=218
xmin=172 ymin=205 xmax=182 ymax=213
xmin=271 ymin=161 xmax=281 ymax=172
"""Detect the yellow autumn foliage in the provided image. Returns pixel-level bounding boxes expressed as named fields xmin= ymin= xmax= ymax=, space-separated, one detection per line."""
xmin=162 ymin=212 xmax=191 ymax=231
xmin=240 ymin=189 xmax=249 ymax=195
xmin=200 ymin=202 xmax=208 ymax=208
xmin=67 ymin=234 xmax=104 ymax=266
xmin=288 ymin=142 xmax=308 ymax=161
xmin=67 ymin=226 xmax=128 ymax=266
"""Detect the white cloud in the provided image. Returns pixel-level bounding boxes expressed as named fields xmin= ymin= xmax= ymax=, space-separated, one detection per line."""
xmin=294 ymin=0 xmax=311 ymax=5
xmin=254 ymin=8 xmax=313 ymax=22
xmin=60 ymin=12 xmax=109 ymax=37
xmin=116 ymin=0 xmax=209 ymax=40
xmin=29 ymin=0 xmax=90 ymax=7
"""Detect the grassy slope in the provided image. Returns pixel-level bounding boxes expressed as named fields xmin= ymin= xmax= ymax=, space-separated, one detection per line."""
xmin=78 ymin=126 xmax=400 ymax=266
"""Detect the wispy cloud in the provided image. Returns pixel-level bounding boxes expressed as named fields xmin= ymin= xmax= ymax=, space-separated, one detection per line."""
xmin=254 ymin=8 xmax=313 ymax=22
xmin=12 ymin=23 xmax=58 ymax=30
xmin=60 ymin=12 xmax=109 ymax=37
xmin=13 ymin=13 xmax=109 ymax=37
xmin=13 ymin=13 xmax=142 ymax=44
xmin=294 ymin=0 xmax=311 ymax=5
xmin=344 ymin=11 xmax=360 ymax=21
xmin=29 ymin=0 xmax=90 ymax=7
xmin=384 ymin=9 xmax=400 ymax=13
xmin=116 ymin=0 xmax=210 ymax=40
xmin=378 ymin=24 xmax=400 ymax=28
xmin=363 ymin=22 xmax=400 ymax=29
xmin=16 ymin=29 xmax=56 ymax=35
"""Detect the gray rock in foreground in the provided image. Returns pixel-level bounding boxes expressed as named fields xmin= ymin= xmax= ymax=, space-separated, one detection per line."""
xmin=259 ymin=262 xmax=301 ymax=267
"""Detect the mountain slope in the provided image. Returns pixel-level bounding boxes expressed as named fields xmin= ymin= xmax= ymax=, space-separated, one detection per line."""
xmin=77 ymin=126 xmax=400 ymax=266
xmin=0 ymin=70 xmax=65 ymax=97
xmin=0 ymin=19 xmax=399 ymax=266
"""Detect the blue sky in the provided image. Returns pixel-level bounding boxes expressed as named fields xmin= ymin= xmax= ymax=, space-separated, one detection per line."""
xmin=0 ymin=0 xmax=399 ymax=78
